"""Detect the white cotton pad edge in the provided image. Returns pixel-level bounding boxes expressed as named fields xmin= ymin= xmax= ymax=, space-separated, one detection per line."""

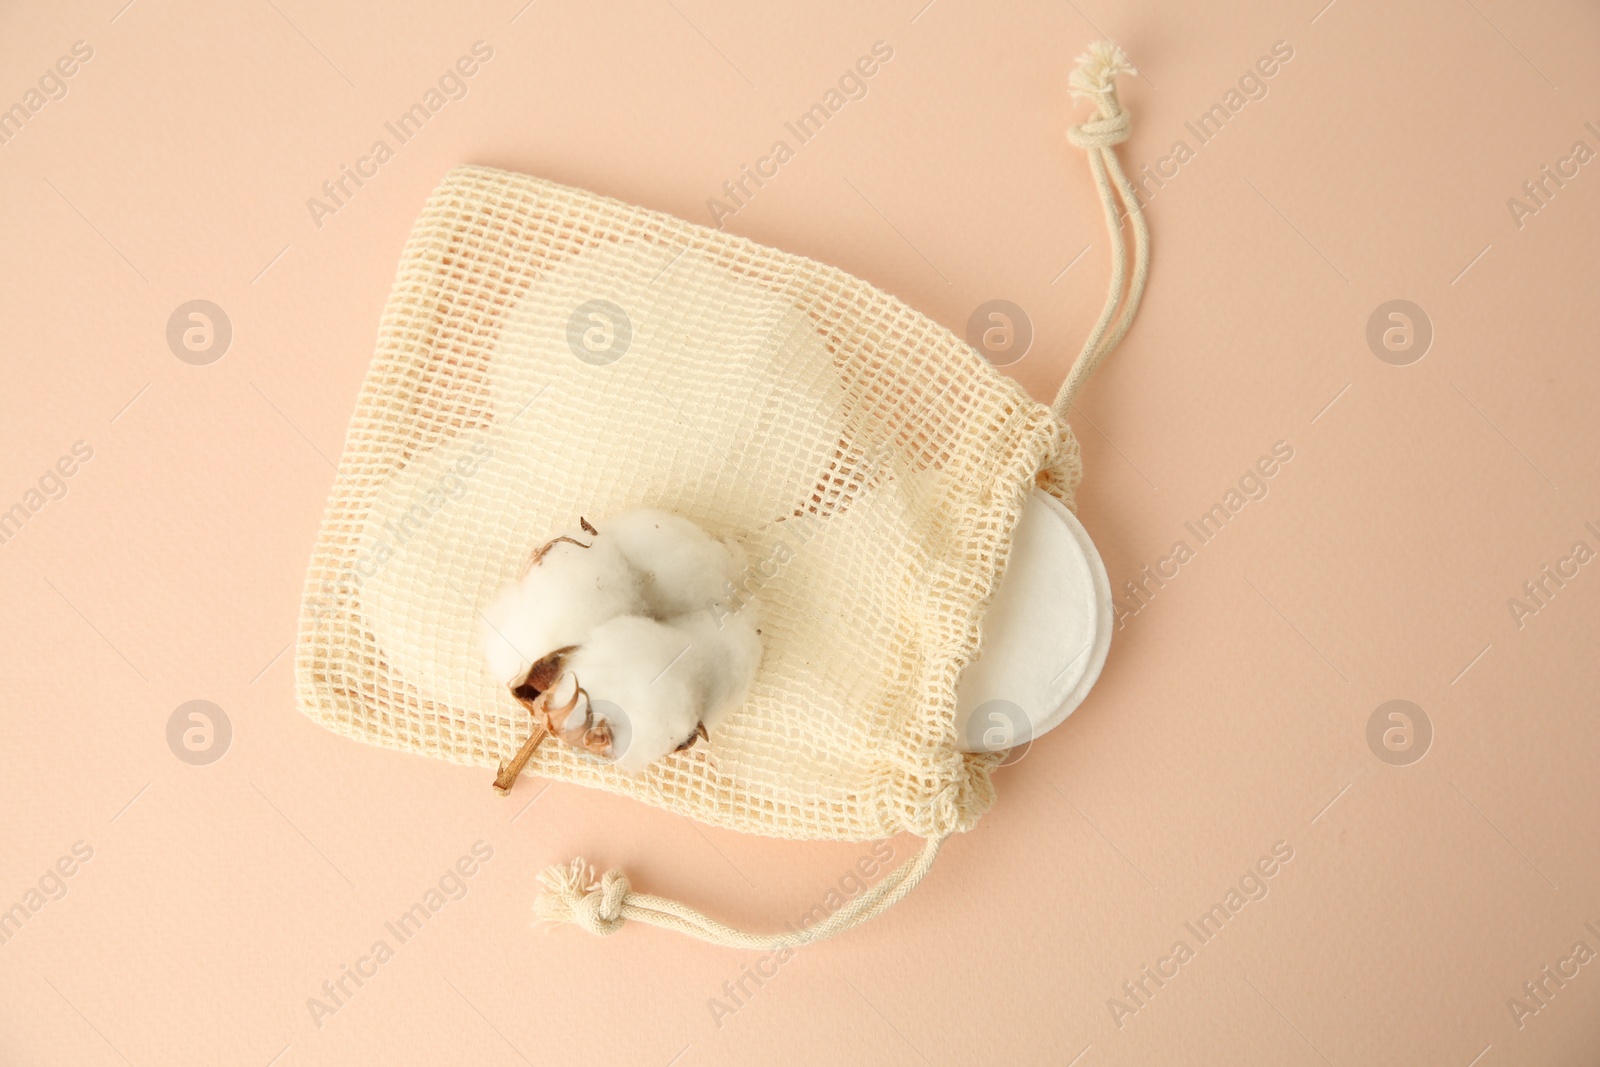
xmin=953 ymin=488 xmax=1113 ymax=753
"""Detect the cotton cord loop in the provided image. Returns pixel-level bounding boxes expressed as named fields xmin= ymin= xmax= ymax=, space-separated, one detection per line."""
xmin=1053 ymin=41 xmax=1149 ymax=420
xmin=532 ymin=41 xmax=1141 ymax=950
xmin=1065 ymin=110 xmax=1130 ymax=149
xmin=535 ymin=836 xmax=946 ymax=951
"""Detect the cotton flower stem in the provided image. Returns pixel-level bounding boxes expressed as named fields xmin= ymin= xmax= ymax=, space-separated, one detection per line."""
xmin=495 ymin=684 xmax=553 ymax=796
xmin=493 ymin=720 xmax=549 ymax=795
xmin=496 ymin=669 xmax=592 ymax=792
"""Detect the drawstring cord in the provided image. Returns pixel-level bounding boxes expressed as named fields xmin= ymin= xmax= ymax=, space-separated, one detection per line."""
xmin=1053 ymin=42 xmax=1149 ymax=420
xmin=535 ymin=835 xmax=945 ymax=950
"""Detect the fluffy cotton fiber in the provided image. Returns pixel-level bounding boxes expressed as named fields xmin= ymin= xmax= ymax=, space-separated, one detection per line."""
xmin=479 ymin=509 xmax=761 ymax=773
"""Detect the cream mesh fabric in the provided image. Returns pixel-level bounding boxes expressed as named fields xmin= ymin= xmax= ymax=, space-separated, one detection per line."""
xmin=294 ymin=162 xmax=1082 ymax=843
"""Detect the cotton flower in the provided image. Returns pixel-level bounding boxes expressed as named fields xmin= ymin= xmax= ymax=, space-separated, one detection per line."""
xmin=480 ymin=509 xmax=762 ymax=776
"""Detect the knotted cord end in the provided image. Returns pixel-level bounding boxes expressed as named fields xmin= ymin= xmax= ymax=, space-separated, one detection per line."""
xmin=1067 ymin=41 xmax=1135 ymax=148
xmin=1068 ymin=41 xmax=1134 ymax=104
xmin=534 ymin=857 xmax=632 ymax=936
xmin=1053 ymin=39 xmax=1150 ymax=420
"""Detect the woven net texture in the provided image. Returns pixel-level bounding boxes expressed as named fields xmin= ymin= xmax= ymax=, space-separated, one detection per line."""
xmin=295 ymin=164 xmax=1083 ymax=843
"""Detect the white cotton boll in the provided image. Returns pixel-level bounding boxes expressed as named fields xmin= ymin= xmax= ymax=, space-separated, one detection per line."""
xmin=480 ymin=586 xmax=546 ymax=687
xmin=479 ymin=531 xmax=645 ymax=686
xmin=600 ymin=509 xmax=740 ymax=618
xmin=564 ymin=615 xmax=703 ymax=774
xmin=669 ymin=604 xmax=762 ymax=732
xmin=479 ymin=509 xmax=764 ymax=772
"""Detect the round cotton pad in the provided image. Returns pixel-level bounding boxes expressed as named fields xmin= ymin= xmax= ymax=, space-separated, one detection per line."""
xmin=954 ymin=488 xmax=1113 ymax=753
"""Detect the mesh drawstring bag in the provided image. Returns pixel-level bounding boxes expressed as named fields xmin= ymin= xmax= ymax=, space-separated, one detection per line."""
xmin=295 ymin=43 xmax=1147 ymax=949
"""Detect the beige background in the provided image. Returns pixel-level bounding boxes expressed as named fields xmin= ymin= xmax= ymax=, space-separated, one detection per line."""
xmin=2 ymin=0 xmax=1597 ymax=1063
